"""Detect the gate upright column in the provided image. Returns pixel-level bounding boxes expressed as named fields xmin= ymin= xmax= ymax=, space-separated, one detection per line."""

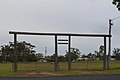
xmin=68 ymin=35 xmax=71 ymax=71
xmin=13 ymin=33 xmax=17 ymax=72
xmin=103 ymin=37 xmax=107 ymax=70
xmin=55 ymin=35 xmax=58 ymax=71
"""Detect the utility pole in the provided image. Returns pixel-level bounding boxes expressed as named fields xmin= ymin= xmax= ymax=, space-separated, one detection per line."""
xmin=107 ymin=19 xmax=112 ymax=69
xmin=107 ymin=16 xmax=120 ymax=69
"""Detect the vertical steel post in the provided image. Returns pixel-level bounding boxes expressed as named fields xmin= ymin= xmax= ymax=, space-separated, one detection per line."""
xmin=55 ymin=35 xmax=58 ymax=71
xmin=68 ymin=35 xmax=71 ymax=71
xmin=103 ymin=37 xmax=107 ymax=70
xmin=13 ymin=33 xmax=17 ymax=72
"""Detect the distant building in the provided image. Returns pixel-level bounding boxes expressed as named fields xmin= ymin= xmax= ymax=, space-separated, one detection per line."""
xmin=38 ymin=58 xmax=47 ymax=62
xmin=77 ymin=55 xmax=89 ymax=61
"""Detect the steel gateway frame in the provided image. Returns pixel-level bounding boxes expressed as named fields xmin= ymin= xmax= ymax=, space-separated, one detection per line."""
xmin=9 ymin=31 xmax=111 ymax=72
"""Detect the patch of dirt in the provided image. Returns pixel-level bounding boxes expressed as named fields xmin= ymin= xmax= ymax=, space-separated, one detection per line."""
xmin=26 ymin=71 xmax=59 ymax=76
xmin=17 ymin=70 xmax=103 ymax=77
xmin=80 ymin=70 xmax=100 ymax=75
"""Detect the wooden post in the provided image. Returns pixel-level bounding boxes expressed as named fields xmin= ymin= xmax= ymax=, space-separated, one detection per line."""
xmin=103 ymin=37 xmax=107 ymax=70
xmin=13 ymin=33 xmax=17 ymax=72
xmin=68 ymin=35 xmax=71 ymax=71
xmin=107 ymin=19 xmax=112 ymax=69
xmin=55 ymin=35 xmax=58 ymax=71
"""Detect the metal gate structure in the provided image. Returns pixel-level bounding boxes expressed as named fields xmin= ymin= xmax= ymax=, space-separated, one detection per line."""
xmin=9 ymin=31 xmax=111 ymax=72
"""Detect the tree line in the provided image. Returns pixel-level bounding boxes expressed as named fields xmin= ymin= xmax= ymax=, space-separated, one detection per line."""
xmin=0 ymin=41 xmax=38 ymax=63
xmin=0 ymin=41 xmax=120 ymax=63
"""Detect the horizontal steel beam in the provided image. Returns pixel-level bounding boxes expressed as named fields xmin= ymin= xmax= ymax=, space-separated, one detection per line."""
xmin=58 ymin=43 xmax=68 ymax=44
xmin=58 ymin=39 xmax=68 ymax=41
xmin=9 ymin=31 xmax=111 ymax=37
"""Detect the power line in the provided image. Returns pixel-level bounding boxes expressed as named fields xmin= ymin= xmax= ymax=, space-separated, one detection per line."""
xmin=111 ymin=15 xmax=120 ymax=21
xmin=112 ymin=22 xmax=120 ymax=35
xmin=111 ymin=15 xmax=120 ymax=35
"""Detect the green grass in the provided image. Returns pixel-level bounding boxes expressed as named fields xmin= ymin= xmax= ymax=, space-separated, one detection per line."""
xmin=0 ymin=61 xmax=120 ymax=77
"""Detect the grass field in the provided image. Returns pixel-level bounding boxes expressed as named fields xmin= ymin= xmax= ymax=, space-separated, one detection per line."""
xmin=0 ymin=61 xmax=120 ymax=77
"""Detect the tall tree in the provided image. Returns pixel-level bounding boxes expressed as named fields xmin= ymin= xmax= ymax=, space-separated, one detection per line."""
xmin=112 ymin=0 xmax=120 ymax=10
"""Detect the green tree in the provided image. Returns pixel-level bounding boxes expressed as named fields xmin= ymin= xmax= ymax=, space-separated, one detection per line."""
xmin=50 ymin=54 xmax=56 ymax=62
xmin=9 ymin=41 xmax=36 ymax=62
xmin=36 ymin=53 xmax=44 ymax=62
xmin=36 ymin=53 xmax=43 ymax=59
xmin=0 ymin=45 xmax=13 ymax=62
xmin=45 ymin=56 xmax=51 ymax=62
xmin=58 ymin=55 xmax=65 ymax=62
xmin=112 ymin=48 xmax=120 ymax=60
xmin=112 ymin=0 xmax=120 ymax=10
xmin=49 ymin=54 xmax=66 ymax=62
xmin=65 ymin=48 xmax=81 ymax=62
xmin=0 ymin=41 xmax=36 ymax=62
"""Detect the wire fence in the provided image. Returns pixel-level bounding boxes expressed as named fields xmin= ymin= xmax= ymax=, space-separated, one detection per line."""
xmin=0 ymin=60 xmax=120 ymax=77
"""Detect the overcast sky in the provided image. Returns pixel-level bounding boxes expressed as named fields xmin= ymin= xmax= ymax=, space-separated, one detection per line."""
xmin=0 ymin=0 xmax=120 ymax=56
